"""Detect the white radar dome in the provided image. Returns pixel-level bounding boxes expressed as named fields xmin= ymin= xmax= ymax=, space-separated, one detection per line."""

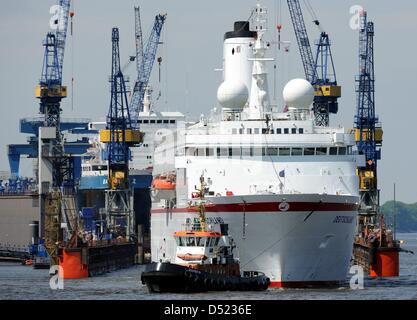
xmin=283 ymin=78 xmax=314 ymax=109
xmin=217 ymin=81 xmax=248 ymax=109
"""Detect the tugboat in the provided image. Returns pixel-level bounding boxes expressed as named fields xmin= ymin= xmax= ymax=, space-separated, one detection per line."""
xmin=141 ymin=175 xmax=270 ymax=293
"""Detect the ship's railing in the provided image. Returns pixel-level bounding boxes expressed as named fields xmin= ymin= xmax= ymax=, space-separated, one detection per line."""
xmin=178 ymin=221 xmax=216 ymax=233
xmin=21 ymin=117 xmax=91 ymax=124
xmin=0 ymin=191 xmax=38 ymax=197
xmin=0 ymin=245 xmax=30 ymax=261
xmin=82 ymin=237 xmax=131 ymax=248
xmin=0 ymin=245 xmax=29 ymax=253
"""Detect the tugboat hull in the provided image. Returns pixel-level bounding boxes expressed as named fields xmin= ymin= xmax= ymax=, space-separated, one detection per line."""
xmin=141 ymin=262 xmax=270 ymax=293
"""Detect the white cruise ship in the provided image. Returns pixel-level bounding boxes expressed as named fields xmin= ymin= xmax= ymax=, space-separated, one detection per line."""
xmin=150 ymin=4 xmax=362 ymax=287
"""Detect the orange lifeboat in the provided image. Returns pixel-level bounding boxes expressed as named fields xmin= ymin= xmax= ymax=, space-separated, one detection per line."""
xmin=176 ymin=254 xmax=207 ymax=261
xmin=152 ymin=173 xmax=176 ymax=190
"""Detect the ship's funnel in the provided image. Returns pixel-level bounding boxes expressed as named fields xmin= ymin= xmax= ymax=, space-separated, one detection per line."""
xmin=217 ymin=21 xmax=256 ymax=110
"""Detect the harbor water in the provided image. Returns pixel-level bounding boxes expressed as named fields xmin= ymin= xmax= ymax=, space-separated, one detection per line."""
xmin=1 ymin=233 xmax=416 ymax=300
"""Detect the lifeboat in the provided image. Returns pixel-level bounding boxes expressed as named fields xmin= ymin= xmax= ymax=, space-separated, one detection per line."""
xmin=151 ymin=172 xmax=177 ymax=201
xmin=176 ymin=254 xmax=207 ymax=261
xmin=152 ymin=173 xmax=176 ymax=190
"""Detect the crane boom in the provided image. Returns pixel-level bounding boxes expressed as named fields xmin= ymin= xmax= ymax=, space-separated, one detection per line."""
xmin=55 ymin=0 xmax=71 ymax=82
xmin=287 ymin=0 xmax=317 ymax=83
xmin=130 ymin=14 xmax=166 ymax=123
xmin=134 ymin=7 xmax=144 ymax=79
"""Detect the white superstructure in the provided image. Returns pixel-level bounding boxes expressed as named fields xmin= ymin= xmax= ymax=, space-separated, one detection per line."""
xmin=131 ymin=110 xmax=186 ymax=173
xmin=151 ymin=4 xmax=361 ymax=287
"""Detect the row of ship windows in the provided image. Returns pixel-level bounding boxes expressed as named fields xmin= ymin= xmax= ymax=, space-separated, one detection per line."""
xmin=232 ymin=128 xmax=304 ymax=135
xmin=185 ymin=146 xmax=352 ymax=157
xmin=175 ymin=236 xmax=220 ymax=247
xmin=137 ymin=119 xmax=176 ymax=124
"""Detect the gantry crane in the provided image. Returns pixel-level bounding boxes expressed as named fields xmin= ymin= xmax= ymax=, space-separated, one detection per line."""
xmin=100 ymin=28 xmax=142 ymax=239
xmin=130 ymin=10 xmax=166 ymax=123
xmin=287 ymin=0 xmax=341 ymax=126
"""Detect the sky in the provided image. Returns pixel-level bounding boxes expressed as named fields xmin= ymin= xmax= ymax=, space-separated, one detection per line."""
xmin=0 ymin=0 xmax=416 ymax=204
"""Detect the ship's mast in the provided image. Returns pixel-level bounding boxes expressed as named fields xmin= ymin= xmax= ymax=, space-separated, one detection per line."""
xmin=197 ymin=174 xmax=207 ymax=232
xmin=247 ymin=3 xmax=273 ymax=120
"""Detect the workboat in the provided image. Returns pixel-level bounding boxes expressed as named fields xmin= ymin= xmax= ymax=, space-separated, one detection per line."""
xmin=150 ymin=3 xmax=361 ymax=288
xmin=141 ymin=176 xmax=270 ymax=293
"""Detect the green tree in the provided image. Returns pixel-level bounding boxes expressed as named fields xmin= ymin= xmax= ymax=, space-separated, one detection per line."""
xmin=381 ymin=201 xmax=417 ymax=233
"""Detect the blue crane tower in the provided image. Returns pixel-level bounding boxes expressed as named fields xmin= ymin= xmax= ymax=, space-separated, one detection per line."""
xmin=100 ymin=28 xmax=142 ymax=239
xmin=287 ymin=0 xmax=341 ymax=126
xmin=35 ymin=0 xmax=73 ymax=264
xmin=7 ymin=1 xmax=90 ymax=188
xmin=36 ymin=0 xmax=73 ymax=190
xmin=354 ymin=11 xmax=382 ymax=216
xmin=352 ymin=12 xmax=402 ymax=277
xmin=130 ymin=12 xmax=167 ymax=123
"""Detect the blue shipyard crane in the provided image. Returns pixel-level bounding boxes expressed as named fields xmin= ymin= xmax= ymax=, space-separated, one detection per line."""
xmin=286 ymin=0 xmax=341 ymax=126
xmin=352 ymin=12 xmax=403 ymax=277
xmin=130 ymin=11 xmax=167 ymax=123
xmin=36 ymin=0 xmax=73 ymax=190
xmin=8 ymin=2 xmax=89 ymax=183
xmin=35 ymin=0 xmax=73 ymax=265
xmin=99 ymin=28 xmax=142 ymax=238
xmin=36 ymin=0 xmax=71 ymax=121
xmin=354 ymin=11 xmax=382 ymax=215
xmin=101 ymin=28 xmax=142 ymax=190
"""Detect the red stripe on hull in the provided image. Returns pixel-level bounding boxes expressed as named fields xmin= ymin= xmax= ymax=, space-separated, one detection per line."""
xmin=152 ymin=208 xmax=189 ymax=214
xmin=151 ymin=202 xmax=358 ymax=214
xmin=269 ymin=280 xmax=341 ymax=288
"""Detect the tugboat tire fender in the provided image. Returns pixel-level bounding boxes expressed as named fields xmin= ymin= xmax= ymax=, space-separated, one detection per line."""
xmin=204 ymin=277 xmax=210 ymax=286
xmin=221 ymin=279 xmax=227 ymax=289
xmin=185 ymin=270 xmax=193 ymax=278
xmin=260 ymin=278 xmax=269 ymax=290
